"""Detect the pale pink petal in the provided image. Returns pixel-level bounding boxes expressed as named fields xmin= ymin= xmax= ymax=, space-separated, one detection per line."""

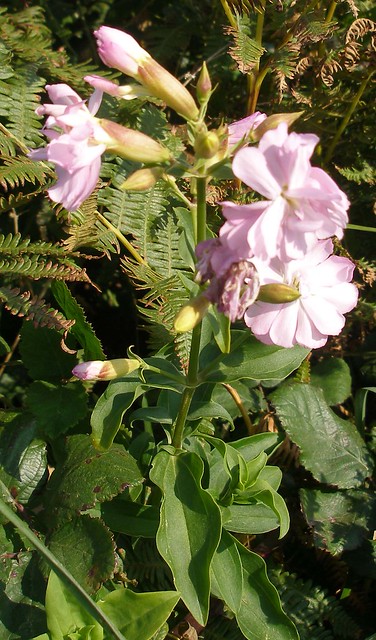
xmin=244 ymin=302 xmax=282 ymax=336
xmin=94 ymin=26 xmax=149 ymax=77
xmin=300 ymin=296 xmax=345 ymax=335
xmin=295 ymin=307 xmax=328 ymax=348
xmin=88 ymin=88 xmax=103 ymax=115
xmin=269 ymin=300 xmax=299 ymax=348
xmin=46 ymin=84 xmax=82 ymax=105
xmin=48 ymin=157 xmax=101 ymax=211
xmin=248 ymin=197 xmax=286 ymax=260
xmin=228 ymin=112 xmax=267 ymax=147
xmin=232 ymin=147 xmax=281 ymax=199
xmin=319 ymin=282 xmax=359 ymax=314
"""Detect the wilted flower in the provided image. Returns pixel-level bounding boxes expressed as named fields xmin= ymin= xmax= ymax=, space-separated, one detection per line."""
xmin=244 ymin=240 xmax=358 ymax=349
xmin=195 ymin=238 xmax=260 ymax=323
xmin=231 ymin=122 xmax=349 ymax=262
xmin=94 ymin=26 xmax=199 ymax=121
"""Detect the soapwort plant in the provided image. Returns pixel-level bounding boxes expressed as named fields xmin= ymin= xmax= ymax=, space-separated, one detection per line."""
xmin=0 ymin=7 xmax=374 ymax=640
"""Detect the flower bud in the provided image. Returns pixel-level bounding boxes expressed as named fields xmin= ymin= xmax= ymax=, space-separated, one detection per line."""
xmin=121 ymin=167 xmax=164 ymax=191
xmin=97 ymin=119 xmax=171 ymax=163
xmin=94 ymin=27 xmax=150 ymax=80
xmin=253 ymin=111 xmax=304 ymax=142
xmin=196 ymin=62 xmax=212 ymax=104
xmin=257 ymin=283 xmax=301 ymax=304
xmin=84 ymin=74 xmax=151 ymax=100
xmin=174 ymin=295 xmax=211 ymax=333
xmin=194 ymin=130 xmax=220 ymax=159
xmin=138 ymin=59 xmax=199 ymax=121
xmin=72 ymin=358 xmax=140 ymax=381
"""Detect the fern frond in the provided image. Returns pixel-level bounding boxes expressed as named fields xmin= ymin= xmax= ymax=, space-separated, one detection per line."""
xmin=0 ymin=66 xmax=46 ymax=148
xmin=62 ymin=188 xmax=119 ymax=255
xmin=0 ymin=155 xmax=53 ymax=191
xmin=224 ymin=15 xmax=265 ymax=74
xmin=345 ymin=18 xmax=376 ymax=44
xmin=336 ymin=159 xmax=375 ymax=185
xmin=0 ymin=233 xmax=90 ymax=282
xmin=0 ymin=285 xmax=74 ymax=332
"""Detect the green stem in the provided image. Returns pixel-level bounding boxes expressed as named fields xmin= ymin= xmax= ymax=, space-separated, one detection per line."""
xmin=163 ymin=175 xmax=195 ymax=210
xmin=346 ymin=224 xmax=376 ymax=233
xmin=171 ymin=176 xmax=207 ymax=448
xmin=97 ymin=212 xmax=147 ymax=265
xmin=324 ymin=0 xmax=338 ymax=24
xmin=220 ymin=0 xmax=237 ymax=28
xmin=324 ymin=70 xmax=374 ymax=165
xmin=247 ymin=0 xmax=266 ymax=114
xmin=0 ymin=492 xmax=126 ymax=640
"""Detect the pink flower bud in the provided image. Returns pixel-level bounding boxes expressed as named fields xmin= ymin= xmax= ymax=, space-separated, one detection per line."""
xmin=94 ymin=27 xmax=150 ymax=79
xmin=196 ymin=62 xmax=212 ymax=104
xmin=72 ymin=358 xmax=140 ymax=381
xmin=84 ymin=75 xmax=151 ymax=100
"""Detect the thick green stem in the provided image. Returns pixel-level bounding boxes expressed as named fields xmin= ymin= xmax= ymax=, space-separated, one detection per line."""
xmin=325 ymin=0 xmax=338 ymax=24
xmin=0 ymin=492 xmax=126 ymax=640
xmin=324 ymin=70 xmax=374 ymax=165
xmin=347 ymin=224 xmax=376 ymax=233
xmin=97 ymin=212 xmax=147 ymax=265
xmin=220 ymin=0 xmax=237 ymax=28
xmin=172 ymin=176 xmax=207 ymax=448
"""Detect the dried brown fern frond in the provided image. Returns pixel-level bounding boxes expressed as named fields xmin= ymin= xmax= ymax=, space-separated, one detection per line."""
xmin=0 ymin=285 xmax=75 ymax=332
xmin=320 ymin=57 xmax=342 ymax=87
xmin=345 ymin=18 xmax=376 ymax=44
xmin=342 ymin=0 xmax=359 ymax=18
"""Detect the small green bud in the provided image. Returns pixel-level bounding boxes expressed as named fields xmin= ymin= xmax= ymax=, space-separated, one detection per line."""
xmin=257 ymin=283 xmax=301 ymax=304
xmin=121 ymin=167 xmax=164 ymax=191
xmin=174 ymin=295 xmax=211 ymax=332
xmin=194 ymin=130 xmax=220 ymax=159
xmin=196 ymin=62 xmax=212 ymax=104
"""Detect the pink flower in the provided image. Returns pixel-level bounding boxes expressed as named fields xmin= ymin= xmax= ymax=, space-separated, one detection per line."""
xmin=231 ymin=122 xmax=349 ymax=261
xmin=228 ymin=112 xmax=267 ymax=147
xmin=29 ymin=84 xmax=106 ymax=211
xmin=84 ymin=74 xmax=151 ymax=100
xmin=94 ymin=27 xmax=150 ymax=79
xmin=244 ymin=240 xmax=358 ymax=349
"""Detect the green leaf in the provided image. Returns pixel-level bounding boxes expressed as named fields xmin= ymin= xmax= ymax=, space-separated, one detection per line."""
xmin=234 ymin=538 xmax=299 ymax=640
xmin=99 ymin=588 xmax=180 ymax=640
xmin=0 ymin=547 xmax=46 ymax=640
xmin=51 ymin=281 xmax=105 ymax=361
xmin=44 ymin=435 xmax=143 ymax=525
xmin=48 ymin=516 xmax=115 ymax=595
xmin=150 ymin=449 xmax=222 ymax=625
xmin=222 ymin=503 xmax=280 ymax=535
xmin=90 ymin=376 xmax=146 ymax=450
xmin=19 ymin=323 xmax=77 ymax=381
xmin=271 ymin=383 xmax=373 ymax=488
xmin=200 ymin=331 xmax=309 ymax=384
xmin=310 ymin=357 xmax=352 ymax=405
xmin=26 ymin=381 xmax=88 ymax=438
xmin=210 ymin=529 xmax=243 ymax=614
xmin=44 ymin=571 xmax=102 ymax=640
xmin=101 ymin=500 xmax=159 ymax=538
xmin=230 ymin=432 xmax=282 ymax=460
xmin=0 ymin=412 xmax=47 ymax=504
xmin=301 ymin=488 xmax=376 ymax=555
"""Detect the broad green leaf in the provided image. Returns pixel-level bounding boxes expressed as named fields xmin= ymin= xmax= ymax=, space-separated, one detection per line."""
xmin=271 ymin=383 xmax=373 ymax=488
xmin=0 ymin=413 xmax=46 ymax=504
xmin=222 ymin=502 xmax=279 ymax=534
xmin=210 ymin=529 xmax=243 ymax=614
xmin=44 ymin=435 xmax=143 ymax=525
xmin=101 ymin=500 xmax=159 ymax=537
xmin=99 ymin=588 xmax=180 ymax=640
xmin=19 ymin=323 xmax=77 ymax=381
xmin=301 ymin=488 xmax=376 ymax=555
xmin=91 ymin=376 xmax=146 ymax=450
xmin=27 ymin=381 xmax=88 ymax=438
xmin=0 ymin=548 xmax=46 ymax=640
xmin=310 ymin=357 xmax=352 ymax=405
xmin=51 ymin=281 xmax=105 ymax=361
xmin=150 ymin=449 xmax=222 ymax=625
xmin=48 ymin=516 xmax=115 ymax=594
xmin=200 ymin=331 xmax=309 ymax=383
xmin=45 ymin=571 xmax=102 ymax=640
xmin=234 ymin=539 xmax=299 ymax=640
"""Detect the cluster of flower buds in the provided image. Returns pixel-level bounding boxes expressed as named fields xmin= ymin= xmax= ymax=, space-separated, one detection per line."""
xmin=186 ymin=117 xmax=358 ymax=349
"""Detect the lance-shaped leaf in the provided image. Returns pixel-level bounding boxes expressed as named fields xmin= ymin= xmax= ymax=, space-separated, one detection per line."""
xmin=271 ymin=383 xmax=373 ymax=488
xmin=234 ymin=538 xmax=299 ymax=640
xmin=210 ymin=529 xmax=243 ymax=615
xmin=199 ymin=331 xmax=309 ymax=383
xmin=149 ymin=448 xmax=222 ymax=625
